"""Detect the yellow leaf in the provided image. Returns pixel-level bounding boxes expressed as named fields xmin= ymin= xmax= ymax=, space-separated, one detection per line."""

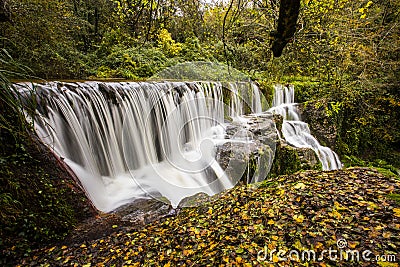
xmin=315 ymin=242 xmax=323 ymax=249
xmin=293 ymin=214 xmax=304 ymax=223
xmin=377 ymin=262 xmax=398 ymax=267
xmin=236 ymin=256 xmax=243 ymax=263
xmin=294 ymin=182 xmax=306 ymax=190
xmin=242 ymin=214 xmax=249 ymax=220
xmin=348 ymin=241 xmax=359 ymax=249
xmin=272 ymin=255 xmax=279 ymax=263
xmin=368 ymin=202 xmax=378 ymax=210
xmin=267 ymin=219 xmax=275 ymax=225
xmin=164 ymin=262 xmax=171 ymax=267
xmin=393 ymin=208 xmax=400 ymax=217
xmin=330 ymin=210 xmax=342 ymax=219
xmin=268 ymin=242 xmax=276 ymax=250
xmin=183 ymin=250 xmax=194 ymax=256
xmin=382 ymin=232 xmax=391 ymax=238
xmin=207 ymin=208 xmax=213 ymax=215
xmin=272 ymin=235 xmax=279 ymax=241
xmin=261 ymin=207 xmax=267 ymax=213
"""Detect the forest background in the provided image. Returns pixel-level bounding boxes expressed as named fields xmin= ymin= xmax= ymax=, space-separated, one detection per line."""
xmin=2 ymin=0 xmax=399 ymax=167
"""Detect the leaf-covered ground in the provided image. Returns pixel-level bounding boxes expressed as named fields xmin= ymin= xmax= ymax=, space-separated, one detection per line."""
xmin=19 ymin=168 xmax=400 ymax=266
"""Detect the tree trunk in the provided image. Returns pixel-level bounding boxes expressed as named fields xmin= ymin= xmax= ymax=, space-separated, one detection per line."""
xmin=271 ymin=0 xmax=301 ymax=57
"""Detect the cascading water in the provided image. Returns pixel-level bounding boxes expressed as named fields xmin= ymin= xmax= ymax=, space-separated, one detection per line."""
xmin=17 ymin=81 xmax=265 ymax=212
xmin=269 ymin=84 xmax=342 ymax=170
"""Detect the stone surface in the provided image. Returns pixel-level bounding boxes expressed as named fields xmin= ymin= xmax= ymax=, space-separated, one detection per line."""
xmin=298 ymin=100 xmax=341 ymax=150
xmin=216 ymin=113 xmax=278 ymax=184
xmin=215 ymin=112 xmax=321 ymax=183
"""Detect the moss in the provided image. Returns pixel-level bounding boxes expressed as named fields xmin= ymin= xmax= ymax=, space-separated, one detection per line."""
xmin=372 ymin=167 xmax=399 ymax=179
xmin=387 ymin=194 xmax=400 ymax=205
xmin=0 ymin=136 xmax=95 ymax=265
xmin=269 ymin=143 xmax=302 ymax=177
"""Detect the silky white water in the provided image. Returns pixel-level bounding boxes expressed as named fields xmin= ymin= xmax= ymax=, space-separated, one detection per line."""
xmin=19 ymin=81 xmax=264 ymax=212
xmin=269 ymin=84 xmax=342 ymax=170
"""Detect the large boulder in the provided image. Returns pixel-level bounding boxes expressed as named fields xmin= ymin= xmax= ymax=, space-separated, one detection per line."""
xmin=216 ymin=112 xmax=321 ymax=183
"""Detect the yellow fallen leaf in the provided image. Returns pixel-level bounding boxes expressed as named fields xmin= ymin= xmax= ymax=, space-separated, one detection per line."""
xmin=382 ymin=232 xmax=391 ymax=238
xmin=183 ymin=249 xmax=194 ymax=256
xmin=272 ymin=255 xmax=280 ymax=263
xmin=268 ymin=242 xmax=276 ymax=250
xmin=393 ymin=208 xmax=400 ymax=217
xmin=315 ymin=242 xmax=323 ymax=249
xmin=348 ymin=241 xmax=359 ymax=249
xmin=294 ymin=182 xmax=306 ymax=190
xmin=293 ymin=214 xmax=304 ymax=223
xmin=330 ymin=210 xmax=342 ymax=219
xmin=261 ymin=207 xmax=268 ymax=213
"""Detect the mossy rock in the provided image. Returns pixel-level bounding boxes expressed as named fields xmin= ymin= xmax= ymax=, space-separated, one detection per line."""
xmin=269 ymin=141 xmax=321 ymax=177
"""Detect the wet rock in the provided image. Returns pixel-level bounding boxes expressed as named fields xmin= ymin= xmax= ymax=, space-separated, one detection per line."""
xmin=215 ymin=112 xmax=321 ymax=181
xmin=113 ymin=198 xmax=172 ymax=225
xmin=298 ymin=100 xmax=341 ymax=150
xmin=216 ymin=113 xmax=278 ymax=184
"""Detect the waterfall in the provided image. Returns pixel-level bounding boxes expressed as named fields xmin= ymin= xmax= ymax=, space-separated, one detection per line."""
xmin=269 ymin=84 xmax=342 ymax=171
xmin=17 ymin=81 xmax=265 ymax=212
